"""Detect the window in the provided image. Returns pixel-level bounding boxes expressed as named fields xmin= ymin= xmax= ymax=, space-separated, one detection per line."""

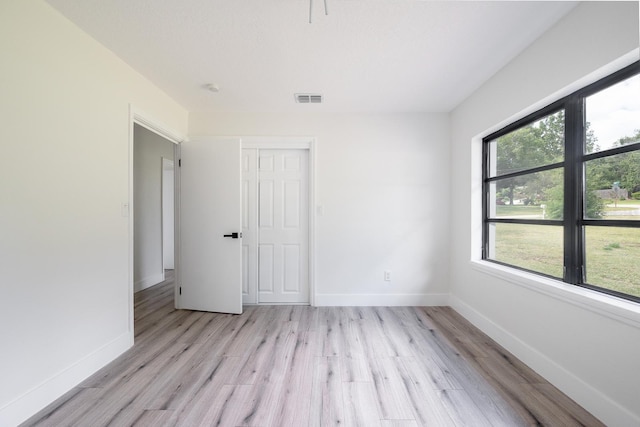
xmin=483 ymin=62 xmax=640 ymax=303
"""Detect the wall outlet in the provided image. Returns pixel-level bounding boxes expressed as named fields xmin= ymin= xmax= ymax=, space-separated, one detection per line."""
xmin=384 ymin=270 xmax=392 ymax=281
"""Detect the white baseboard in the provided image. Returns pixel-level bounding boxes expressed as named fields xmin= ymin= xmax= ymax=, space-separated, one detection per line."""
xmin=449 ymin=294 xmax=640 ymax=427
xmin=134 ymin=272 xmax=164 ymax=293
xmin=0 ymin=332 xmax=132 ymax=427
xmin=314 ymin=293 xmax=449 ymax=306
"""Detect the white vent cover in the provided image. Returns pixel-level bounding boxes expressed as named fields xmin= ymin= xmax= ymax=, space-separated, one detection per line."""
xmin=295 ymin=93 xmax=323 ymax=104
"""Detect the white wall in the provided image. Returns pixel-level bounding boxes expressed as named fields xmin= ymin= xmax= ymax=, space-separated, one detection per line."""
xmin=134 ymin=125 xmax=175 ymax=291
xmin=449 ymin=2 xmax=640 ymax=426
xmin=0 ymin=1 xmax=187 ymax=425
xmin=190 ymin=112 xmax=451 ymax=306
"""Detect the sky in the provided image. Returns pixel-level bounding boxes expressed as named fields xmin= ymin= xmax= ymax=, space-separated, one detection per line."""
xmin=586 ymin=73 xmax=640 ymax=152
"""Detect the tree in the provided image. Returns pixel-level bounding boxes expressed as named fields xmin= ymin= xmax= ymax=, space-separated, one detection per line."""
xmin=585 ymin=183 xmax=606 ymax=219
xmin=614 ymin=130 xmax=640 ymax=193
xmin=494 ymin=111 xmax=564 ymax=205
xmin=544 ymin=182 xmax=563 ymax=219
xmin=587 ymin=129 xmax=640 ymax=194
xmin=494 ymin=110 xmax=608 ymax=217
xmin=543 ymin=123 xmax=605 ymax=219
xmin=544 ymin=178 xmax=604 ymax=220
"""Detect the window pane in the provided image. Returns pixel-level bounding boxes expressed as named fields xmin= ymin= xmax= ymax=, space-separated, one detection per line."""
xmin=585 ymin=226 xmax=640 ymax=298
xmin=488 ymin=110 xmax=564 ymax=177
xmin=585 ymin=74 xmax=640 ymax=154
xmin=584 ymin=150 xmax=640 ymax=220
xmin=488 ymin=223 xmax=563 ymax=278
xmin=488 ymin=168 xmax=563 ymax=219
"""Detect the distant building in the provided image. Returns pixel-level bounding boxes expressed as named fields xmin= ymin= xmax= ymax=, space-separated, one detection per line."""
xmin=594 ymin=188 xmax=629 ymax=199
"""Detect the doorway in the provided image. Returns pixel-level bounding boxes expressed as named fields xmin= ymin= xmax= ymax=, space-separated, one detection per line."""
xmin=129 ymin=115 xmax=182 ymax=339
xmin=133 ymin=124 xmax=176 ymax=292
xmin=242 ymin=148 xmax=310 ymax=304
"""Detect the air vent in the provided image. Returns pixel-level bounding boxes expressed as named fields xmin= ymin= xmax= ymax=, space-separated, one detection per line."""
xmin=295 ymin=93 xmax=323 ymax=104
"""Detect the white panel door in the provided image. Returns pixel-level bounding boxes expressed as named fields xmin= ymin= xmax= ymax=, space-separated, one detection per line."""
xmin=179 ymin=137 xmax=243 ymax=314
xmin=258 ymin=150 xmax=309 ymax=303
xmin=241 ymin=149 xmax=258 ymax=304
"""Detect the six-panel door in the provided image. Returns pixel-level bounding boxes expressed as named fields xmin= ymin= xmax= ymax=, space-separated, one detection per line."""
xmin=242 ymin=149 xmax=309 ymax=304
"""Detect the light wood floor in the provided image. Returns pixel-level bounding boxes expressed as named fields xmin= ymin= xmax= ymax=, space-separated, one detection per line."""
xmin=23 ymin=272 xmax=604 ymax=426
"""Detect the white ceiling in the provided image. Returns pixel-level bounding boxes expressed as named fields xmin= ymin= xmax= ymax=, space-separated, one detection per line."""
xmin=45 ymin=0 xmax=578 ymax=113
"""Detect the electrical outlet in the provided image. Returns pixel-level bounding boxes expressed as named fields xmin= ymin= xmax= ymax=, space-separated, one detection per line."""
xmin=384 ymin=270 xmax=392 ymax=281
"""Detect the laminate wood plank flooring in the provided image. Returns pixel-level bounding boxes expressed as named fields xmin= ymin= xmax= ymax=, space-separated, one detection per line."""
xmin=23 ymin=273 xmax=605 ymax=427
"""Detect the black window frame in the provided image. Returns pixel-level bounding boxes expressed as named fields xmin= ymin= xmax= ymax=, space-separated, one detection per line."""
xmin=482 ymin=61 xmax=640 ymax=303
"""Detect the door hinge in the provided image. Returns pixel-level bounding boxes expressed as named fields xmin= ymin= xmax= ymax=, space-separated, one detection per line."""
xmin=179 ymin=286 xmax=182 ymax=295
xmin=178 ymin=159 xmax=181 ymax=167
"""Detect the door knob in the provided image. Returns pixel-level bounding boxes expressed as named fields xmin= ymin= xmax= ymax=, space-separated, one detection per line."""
xmin=223 ymin=232 xmax=242 ymax=239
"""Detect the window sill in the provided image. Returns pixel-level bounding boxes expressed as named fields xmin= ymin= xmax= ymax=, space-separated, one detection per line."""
xmin=470 ymin=260 xmax=640 ymax=328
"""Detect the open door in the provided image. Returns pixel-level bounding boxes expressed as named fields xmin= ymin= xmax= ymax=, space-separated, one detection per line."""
xmin=178 ymin=137 xmax=243 ymax=314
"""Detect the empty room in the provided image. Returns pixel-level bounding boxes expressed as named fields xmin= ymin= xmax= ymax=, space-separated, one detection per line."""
xmin=1 ymin=1 xmax=639 ymax=426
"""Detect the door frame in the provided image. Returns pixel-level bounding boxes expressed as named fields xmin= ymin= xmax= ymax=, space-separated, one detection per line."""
xmin=128 ymin=105 xmax=185 ymax=339
xmin=242 ymin=136 xmax=316 ymax=306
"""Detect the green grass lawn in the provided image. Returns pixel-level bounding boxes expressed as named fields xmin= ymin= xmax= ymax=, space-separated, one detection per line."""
xmin=492 ymin=223 xmax=640 ymax=298
xmin=496 ymin=202 xmax=640 ymax=219
xmin=603 ymin=199 xmax=640 ymax=206
xmin=492 ymin=223 xmax=564 ymax=278
xmin=585 ymin=227 xmax=640 ymax=297
xmin=605 ymin=207 xmax=638 ymax=211
xmin=495 ymin=205 xmax=545 ymax=218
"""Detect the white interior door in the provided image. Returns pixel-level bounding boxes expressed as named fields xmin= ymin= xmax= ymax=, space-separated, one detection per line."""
xmin=241 ymin=149 xmax=258 ymax=304
xmin=257 ymin=150 xmax=309 ymax=304
xmin=179 ymin=137 xmax=243 ymax=314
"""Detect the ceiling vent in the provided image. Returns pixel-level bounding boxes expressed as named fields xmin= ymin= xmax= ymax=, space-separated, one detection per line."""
xmin=295 ymin=93 xmax=323 ymax=104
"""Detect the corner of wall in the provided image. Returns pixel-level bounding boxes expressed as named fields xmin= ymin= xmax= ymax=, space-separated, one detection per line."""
xmin=449 ymin=294 xmax=640 ymax=427
xmin=0 ymin=332 xmax=132 ymax=427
